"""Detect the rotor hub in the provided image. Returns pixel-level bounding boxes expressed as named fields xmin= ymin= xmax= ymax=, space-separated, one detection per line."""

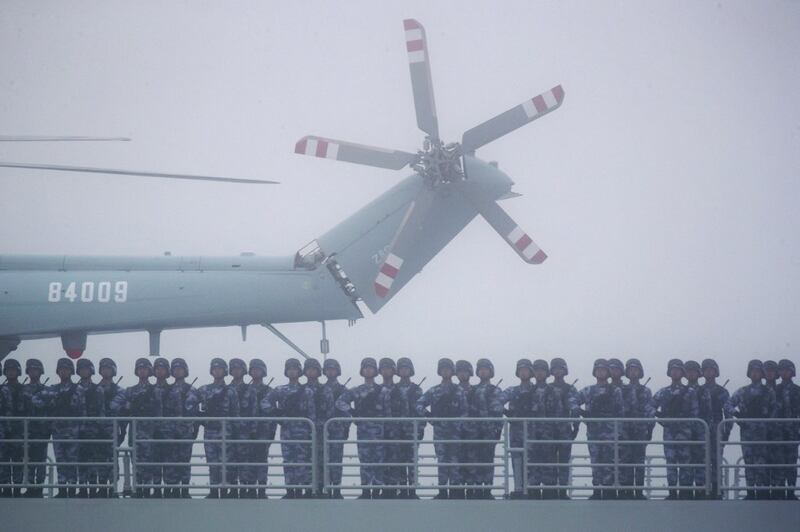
xmin=412 ymin=137 xmax=464 ymax=186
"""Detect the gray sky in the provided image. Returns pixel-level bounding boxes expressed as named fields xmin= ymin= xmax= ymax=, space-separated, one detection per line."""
xmin=1 ymin=0 xmax=798 ymax=390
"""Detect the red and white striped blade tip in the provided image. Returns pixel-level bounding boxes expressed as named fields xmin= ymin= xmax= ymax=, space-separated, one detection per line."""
xmin=507 ymin=226 xmax=548 ymax=264
xmin=374 ymin=253 xmax=404 ymax=298
xmin=294 ymin=136 xmax=339 ymax=160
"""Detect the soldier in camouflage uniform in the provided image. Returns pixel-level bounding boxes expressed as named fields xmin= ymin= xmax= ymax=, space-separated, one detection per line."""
xmin=96 ymin=358 xmax=124 ymax=497
xmin=547 ymin=357 xmax=580 ymax=499
xmin=725 ymin=359 xmax=777 ymax=500
xmin=619 ymin=358 xmax=654 ymax=500
xmin=466 ymin=358 xmax=504 ymax=500
xmin=653 ymin=359 xmax=700 ymax=500
xmin=454 ymin=359 xmax=475 ymax=499
xmin=578 ymin=358 xmax=625 ymax=500
xmin=110 ymin=358 xmax=163 ymax=498
xmin=33 ymin=357 xmax=82 ymax=497
xmin=529 ymin=359 xmax=557 ymax=499
xmin=303 ymin=357 xmax=333 ymax=497
xmin=76 ymin=359 xmax=106 ymax=497
xmin=261 ymin=358 xmax=315 ymax=499
xmin=238 ymin=358 xmax=274 ymax=499
xmin=0 ymin=359 xmax=25 ymax=497
xmin=188 ymin=358 xmax=239 ymax=498
xmin=322 ymin=358 xmax=348 ymax=498
xmin=607 ymin=357 xmax=628 ymax=496
xmin=395 ymin=357 xmax=423 ymax=499
xmin=763 ymin=359 xmax=780 ymax=496
xmin=227 ymin=357 xmax=249 ymax=497
xmin=502 ymin=358 xmax=536 ymax=499
xmin=378 ymin=357 xmax=402 ymax=499
xmin=775 ymin=359 xmax=799 ymax=500
xmin=416 ymin=358 xmax=468 ymax=499
xmin=149 ymin=357 xmax=172 ymax=497
xmin=163 ymin=358 xmax=197 ymax=498
xmin=22 ymin=359 xmax=50 ymax=498
xmin=683 ymin=360 xmax=709 ymax=499
xmin=336 ymin=357 xmax=384 ymax=499
xmin=699 ymin=358 xmax=730 ymax=500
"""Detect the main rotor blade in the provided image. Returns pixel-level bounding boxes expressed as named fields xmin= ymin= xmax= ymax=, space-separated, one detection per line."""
xmin=0 ymin=162 xmax=277 ymax=185
xmin=403 ymin=19 xmax=439 ymax=139
xmin=374 ymin=187 xmax=437 ymax=298
xmin=0 ymin=136 xmax=131 ymax=142
xmin=461 ymin=85 xmax=564 ymax=153
xmin=295 ymin=136 xmax=418 ymax=170
xmin=461 ymin=187 xmax=546 ymax=264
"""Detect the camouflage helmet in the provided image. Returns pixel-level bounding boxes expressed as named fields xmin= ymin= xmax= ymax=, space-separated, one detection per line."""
xmin=778 ymin=359 xmax=796 ymax=377
xmin=746 ymin=359 xmax=763 ymax=378
xmin=170 ymin=358 xmax=188 ymax=377
xmin=476 ymin=358 xmax=494 ymax=379
xmin=249 ymin=358 xmax=267 ymax=376
xmin=379 ymin=357 xmax=396 ymax=371
xmin=25 ymin=358 xmax=45 ymax=374
xmin=135 ymin=357 xmax=153 ymax=374
xmin=153 ymin=357 xmax=170 ymax=373
xmin=3 ymin=358 xmax=21 ymax=374
xmin=437 ymin=358 xmax=455 ymax=376
xmin=683 ymin=360 xmax=701 ymax=374
xmin=209 ymin=357 xmax=228 ymax=376
xmin=666 ymin=358 xmax=684 ymax=376
xmin=625 ymin=358 xmax=644 ymax=377
xmin=701 ymin=358 xmax=719 ymax=377
xmin=56 ymin=357 xmax=75 ymax=375
xmin=284 ymin=358 xmax=302 ymax=377
xmin=515 ymin=358 xmax=534 ymax=377
xmin=763 ymin=360 xmax=778 ymax=373
xmin=76 ymin=358 xmax=95 ymax=376
xmin=229 ymin=358 xmax=247 ymax=374
xmin=607 ymin=358 xmax=624 ymax=373
xmin=323 ymin=358 xmax=341 ymax=377
xmin=532 ymin=359 xmax=550 ymax=375
xmin=550 ymin=357 xmax=568 ymax=375
xmin=455 ymin=360 xmax=473 ymax=376
xmin=592 ymin=358 xmax=609 ymax=376
xmin=397 ymin=357 xmax=415 ymax=376
xmin=303 ymin=357 xmax=322 ymax=374
xmin=99 ymin=358 xmax=117 ymax=377
xmin=360 ymin=357 xmax=378 ymax=376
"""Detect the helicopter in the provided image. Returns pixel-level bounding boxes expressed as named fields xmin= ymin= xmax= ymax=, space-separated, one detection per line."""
xmin=0 ymin=19 xmax=564 ymax=362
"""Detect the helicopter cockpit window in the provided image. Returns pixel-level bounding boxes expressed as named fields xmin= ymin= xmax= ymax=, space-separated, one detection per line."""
xmin=294 ymin=240 xmax=326 ymax=269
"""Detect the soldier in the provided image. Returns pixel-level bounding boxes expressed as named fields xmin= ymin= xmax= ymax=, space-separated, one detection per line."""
xmin=239 ymin=358 xmax=274 ymax=499
xmin=547 ymin=357 xmax=580 ymax=500
xmin=163 ymin=358 xmax=197 ymax=498
xmin=530 ymin=359 xmax=557 ymax=499
xmin=227 ymin=357 xmax=249 ymax=498
xmin=454 ymin=359 xmax=475 ymax=500
xmin=620 ymin=358 xmax=654 ymax=500
xmin=261 ymin=358 xmax=315 ymax=499
xmin=33 ymin=357 xmax=82 ymax=497
xmin=188 ymin=358 xmax=238 ymax=499
xmin=303 ymin=357 xmax=333 ymax=497
xmin=335 ymin=357 xmax=384 ymax=499
xmin=378 ymin=357 xmax=403 ymax=499
xmin=148 ymin=357 xmax=172 ymax=497
xmin=110 ymin=358 xmax=163 ymax=498
xmin=653 ymin=359 xmax=699 ymax=500
xmin=465 ymin=359 xmax=504 ymax=500
xmin=395 ymin=357 xmax=423 ymax=499
xmin=775 ymin=359 xmax=799 ymax=500
xmin=725 ymin=360 xmax=777 ymax=500
xmin=96 ymin=358 xmax=125 ymax=497
xmin=683 ymin=360 xmax=709 ymax=499
xmin=416 ymin=358 xmax=468 ymax=500
xmin=763 ymin=359 xmax=780 ymax=496
xmin=21 ymin=359 xmax=50 ymax=498
xmin=578 ymin=358 xmax=625 ymax=500
xmin=0 ymin=359 xmax=25 ymax=497
xmin=699 ymin=358 xmax=730 ymax=500
xmin=76 ymin=359 xmax=105 ymax=497
xmin=502 ymin=358 xmax=535 ymax=499
xmin=322 ymin=358 xmax=348 ymax=499
xmin=607 ymin=356 xmax=629 ymax=498
xmin=608 ymin=358 xmax=625 ymax=389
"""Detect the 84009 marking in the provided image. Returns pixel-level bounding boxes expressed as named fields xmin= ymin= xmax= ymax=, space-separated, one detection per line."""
xmin=47 ymin=281 xmax=128 ymax=303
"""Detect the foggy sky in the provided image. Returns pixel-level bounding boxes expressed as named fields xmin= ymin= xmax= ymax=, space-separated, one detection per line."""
xmin=1 ymin=0 xmax=798 ymax=390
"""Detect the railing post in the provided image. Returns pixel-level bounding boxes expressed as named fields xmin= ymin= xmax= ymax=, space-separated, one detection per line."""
xmin=412 ymin=419 xmax=419 ymax=493
xmin=323 ymin=419 xmax=330 ymax=495
xmin=310 ymin=418 xmax=317 ymax=495
xmin=704 ymin=419 xmax=711 ymax=498
xmin=131 ymin=419 xmax=137 ymax=493
xmin=523 ymin=419 xmax=528 ymax=493
xmin=502 ymin=419 xmax=510 ymax=498
xmin=613 ymin=419 xmax=619 ymax=491
xmin=112 ymin=419 xmax=120 ymax=497
xmin=22 ymin=419 xmax=29 ymax=485
xmin=221 ymin=418 xmax=227 ymax=492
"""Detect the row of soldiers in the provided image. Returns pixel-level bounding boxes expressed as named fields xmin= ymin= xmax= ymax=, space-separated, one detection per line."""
xmin=1 ymin=354 xmax=798 ymax=500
